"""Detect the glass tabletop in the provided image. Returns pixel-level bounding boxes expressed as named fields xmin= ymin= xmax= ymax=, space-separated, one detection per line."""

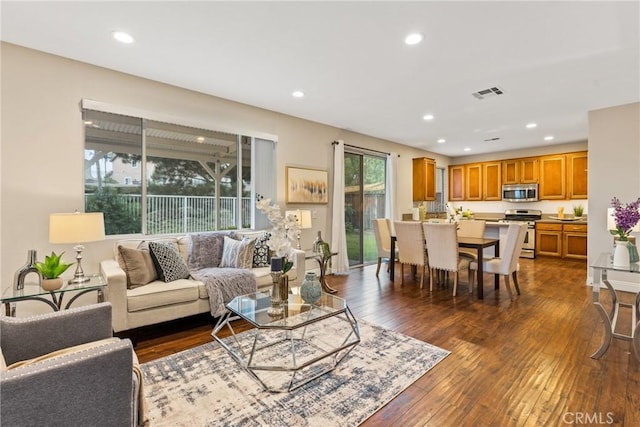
xmin=226 ymin=291 xmax=348 ymax=329
xmin=591 ymin=252 xmax=640 ymax=273
xmin=1 ymin=275 xmax=105 ymax=303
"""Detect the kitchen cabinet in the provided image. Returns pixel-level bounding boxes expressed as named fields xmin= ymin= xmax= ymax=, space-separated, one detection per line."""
xmin=502 ymin=157 xmax=538 ymax=185
xmin=536 ymin=223 xmax=563 ymax=257
xmin=412 ymin=157 xmax=436 ymax=201
xmin=536 ymin=222 xmax=587 ymax=259
xmin=465 ymin=163 xmax=482 ymax=201
xmin=449 ymin=165 xmax=465 ymax=201
xmin=483 ymin=161 xmax=502 ymax=200
xmin=567 ymin=151 xmax=588 ymax=199
xmin=539 ymin=154 xmax=566 ymax=199
xmin=562 ymin=223 xmax=587 ymax=259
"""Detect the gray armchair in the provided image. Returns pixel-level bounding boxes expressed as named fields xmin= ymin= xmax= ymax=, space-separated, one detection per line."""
xmin=0 ymin=303 xmax=141 ymax=426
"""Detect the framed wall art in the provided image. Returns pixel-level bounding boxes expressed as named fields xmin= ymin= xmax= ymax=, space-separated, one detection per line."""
xmin=286 ymin=166 xmax=328 ymax=204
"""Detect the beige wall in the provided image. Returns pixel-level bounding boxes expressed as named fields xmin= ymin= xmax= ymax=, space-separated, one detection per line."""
xmin=587 ymin=102 xmax=640 ymax=290
xmin=0 ymin=42 xmax=445 ymax=291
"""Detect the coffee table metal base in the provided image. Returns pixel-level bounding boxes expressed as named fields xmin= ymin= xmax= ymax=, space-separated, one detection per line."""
xmin=212 ymin=307 xmax=360 ymax=392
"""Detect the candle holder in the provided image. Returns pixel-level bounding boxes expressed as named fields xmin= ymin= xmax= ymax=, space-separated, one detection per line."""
xmin=268 ymin=271 xmax=285 ymax=316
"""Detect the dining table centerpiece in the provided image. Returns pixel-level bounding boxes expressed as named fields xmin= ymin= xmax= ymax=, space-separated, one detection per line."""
xmin=256 ymin=197 xmax=300 ymax=315
xmin=609 ymin=196 xmax=640 ymax=267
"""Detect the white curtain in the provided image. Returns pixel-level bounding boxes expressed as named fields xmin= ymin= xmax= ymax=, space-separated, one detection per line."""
xmin=331 ymin=140 xmax=349 ymax=274
xmin=385 ymin=152 xmax=398 ymax=236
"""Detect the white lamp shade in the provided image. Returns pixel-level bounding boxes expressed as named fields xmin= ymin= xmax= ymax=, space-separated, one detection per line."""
xmin=49 ymin=212 xmax=106 ymax=244
xmin=607 ymin=208 xmax=640 ymax=232
xmin=285 ymin=209 xmax=312 ymax=229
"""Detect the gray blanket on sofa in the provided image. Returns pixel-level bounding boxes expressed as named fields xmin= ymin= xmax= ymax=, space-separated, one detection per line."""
xmin=190 ymin=268 xmax=257 ymax=317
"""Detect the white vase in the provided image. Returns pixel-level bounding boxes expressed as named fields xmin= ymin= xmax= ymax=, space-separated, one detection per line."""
xmin=613 ymin=240 xmax=631 ymax=268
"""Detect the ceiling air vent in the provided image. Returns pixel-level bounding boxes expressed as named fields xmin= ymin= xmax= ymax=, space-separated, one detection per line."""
xmin=483 ymin=137 xmax=500 ymax=142
xmin=472 ymin=86 xmax=504 ymax=100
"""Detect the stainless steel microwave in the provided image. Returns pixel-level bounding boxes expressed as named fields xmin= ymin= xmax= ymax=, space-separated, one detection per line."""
xmin=502 ymin=184 xmax=538 ymax=202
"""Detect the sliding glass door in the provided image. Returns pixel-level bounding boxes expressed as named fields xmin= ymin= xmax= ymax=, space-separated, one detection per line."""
xmin=344 ymin=150 xmax=387 ymax=267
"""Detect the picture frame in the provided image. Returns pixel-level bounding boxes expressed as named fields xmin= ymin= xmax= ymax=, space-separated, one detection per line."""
xmin=286 ymin=166 xmax=328 ymax=204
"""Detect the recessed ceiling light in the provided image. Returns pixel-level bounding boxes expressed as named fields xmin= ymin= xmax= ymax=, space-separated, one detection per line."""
xmin=196 ymin=136 xmax=205 ymax=143
xmin=437 ymin=138 xmax=446 ymax=144
xmin=292 ymin=90 xmax=305 ymax=98
xmin=464 ymin=147 xmax=471 ymax=152
xmin=423 ymin=114 xmax=434 ymax=121
xmin=526 ymin=123 xmax=537 ymax=129
xmin=113 ymin=31 xmax=134 ymax=44
xmin=83 ymin=120 xmax=93 ymax=126
xmin=544 ymin=135 xmax=554 ymax=141
xmin=404 ymin=33 xmax=424 ymax=45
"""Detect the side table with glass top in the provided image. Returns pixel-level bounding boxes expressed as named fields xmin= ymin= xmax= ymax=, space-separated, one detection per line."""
xmin=211 ymin=291 xmax=360 ymax=392
xmin=1 ymin=275 xmax=106 ymax=316
xmin=590 ymin=252 xmax=640 ymax=362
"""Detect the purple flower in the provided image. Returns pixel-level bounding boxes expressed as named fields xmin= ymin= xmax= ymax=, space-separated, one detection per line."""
xmin=610 ymin=197 xmax=640 ymax=240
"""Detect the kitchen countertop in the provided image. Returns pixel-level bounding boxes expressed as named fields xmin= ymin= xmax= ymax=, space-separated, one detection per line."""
xmin=537 ymin=217 xmax=588 ymax=224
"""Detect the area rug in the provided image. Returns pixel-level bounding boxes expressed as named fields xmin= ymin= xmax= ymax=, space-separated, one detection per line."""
xmin=141 ymin=319 xmax=450 ymax=426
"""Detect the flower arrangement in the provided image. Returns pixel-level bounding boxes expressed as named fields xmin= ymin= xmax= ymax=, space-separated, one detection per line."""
xmin=610 ymin=197 xmax=640 ymax=241
xmin=256 ymin=198 xmax=300 ymax=273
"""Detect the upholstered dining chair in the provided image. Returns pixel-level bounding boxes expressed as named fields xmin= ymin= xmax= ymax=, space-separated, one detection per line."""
xmin=423 ymin=222 xmax=471 ymax=296
xmin=469 ymin=223 xmax=528 ymax=300
xmin=372 ymin=218 xmax=399 ymax=277
xmin=457 ymin=220 xmax=487 ymax=260
xmin=393 ymin=221 xmax=428 ymax=288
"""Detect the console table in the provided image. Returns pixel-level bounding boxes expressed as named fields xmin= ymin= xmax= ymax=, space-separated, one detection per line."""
xmin=590 ymin=252 xmax=640 ymax=362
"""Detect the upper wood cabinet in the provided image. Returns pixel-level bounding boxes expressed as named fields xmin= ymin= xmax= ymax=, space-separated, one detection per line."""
xmin=539 ymin=154 xmax=566 ymax=199
xmin=465 ymin=163 xmax=483 ymax=201
xmin=449 ymin=165 xmax=465 ymax=201
xmin=502 ymin=157 xmax=538 ymax=184
xmin=412 ymin=157 xmax=436 ymax=201
xmin=567 ymin=151 xmax=588 ymax=199
xmin=483 ymin=162 xmax=502 ymax=200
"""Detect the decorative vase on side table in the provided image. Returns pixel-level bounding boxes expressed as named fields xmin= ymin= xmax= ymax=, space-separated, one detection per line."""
xmin=613 ymin=241 xmax=631 ymax=268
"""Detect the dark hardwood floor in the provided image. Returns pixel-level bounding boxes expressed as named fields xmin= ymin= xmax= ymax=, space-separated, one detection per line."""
xmin=134 ymin=256 xmax=640 ymax=426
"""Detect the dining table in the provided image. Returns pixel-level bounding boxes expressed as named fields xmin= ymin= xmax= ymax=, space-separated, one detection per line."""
xmin=389 ymin=234 xmax=499 ymax=299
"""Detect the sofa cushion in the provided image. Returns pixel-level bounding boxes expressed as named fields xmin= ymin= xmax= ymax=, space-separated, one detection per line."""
xmin=188 ymin=231 xmax=238 ymax=270
xmin=252 ymin=232 xmax=271 ymax=268
xmin=149 ymin=242 xmax=190 ymax=282
xmin=117 ymin=246 xmax=158 ymax=289
xmin=220 ymin=236 xmax=255 ymax=269
xmin=127 ymin=279 xmax=202 ymax=312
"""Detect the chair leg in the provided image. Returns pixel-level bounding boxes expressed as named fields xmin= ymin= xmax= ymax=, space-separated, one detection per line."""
xmin=503 ymin=274 xmax=514 ymax=300
xmin=453 ymin=272 xmax=458 ymax=296
xmin=375 ymin=257 xmax=381 ymax=277
xmin=429 ymin=268 xmax=434 ymax=291
xmin=401 ymin=263 xmax=404 ymax=285
xmin=420 ymin=265 xmax=425 ymax=289
xmin=512 ymin=271 xmax=521 ymax=295
xmin=468 ymin=266 xmax=473 ymax=294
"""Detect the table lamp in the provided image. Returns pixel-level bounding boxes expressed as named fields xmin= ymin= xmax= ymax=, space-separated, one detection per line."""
xmin=285 ymin=209 xmax=312 ymax=249
xmin=49 ymin=212 xmax=105 ymax=284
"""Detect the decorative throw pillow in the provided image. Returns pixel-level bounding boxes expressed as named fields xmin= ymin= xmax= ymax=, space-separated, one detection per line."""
xmin=252 ymin=232 xmax=271 ymax=268
xmin=149 ymin=241 xmax=190 ymax=282
xmin=220 ymin=236 xmax=255 ymax=269
xmin=117 ymin=245 xmax=158 ymax=288
xmin=188 ymin=231 xmax=238 ymax=270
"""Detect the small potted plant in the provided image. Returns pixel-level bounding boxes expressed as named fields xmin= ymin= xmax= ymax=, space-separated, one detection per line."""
xmin=573 ymin=204 xmax=584 ymax=218
xmin=35 ymin=251 xmax=74 ymax=291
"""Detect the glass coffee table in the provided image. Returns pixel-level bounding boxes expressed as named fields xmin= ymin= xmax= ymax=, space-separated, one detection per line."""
xmin=211 ymin=290 xmax=360 ymax=392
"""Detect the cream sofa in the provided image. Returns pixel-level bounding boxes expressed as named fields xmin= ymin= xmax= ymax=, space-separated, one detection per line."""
xmin=100 ymin=230 xmax=305 ymax=333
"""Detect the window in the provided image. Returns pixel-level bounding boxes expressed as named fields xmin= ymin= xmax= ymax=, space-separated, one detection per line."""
xmin=83 ymin=108 xmax=271 ymax=236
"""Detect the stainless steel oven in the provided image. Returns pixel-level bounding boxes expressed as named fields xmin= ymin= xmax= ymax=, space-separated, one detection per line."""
xmin=502 ymin=209 xmax=541 ymax=259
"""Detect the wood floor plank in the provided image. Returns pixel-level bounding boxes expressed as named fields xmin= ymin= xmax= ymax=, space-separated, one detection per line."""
xmin=133 ymin=256 xmax=640 ymax=426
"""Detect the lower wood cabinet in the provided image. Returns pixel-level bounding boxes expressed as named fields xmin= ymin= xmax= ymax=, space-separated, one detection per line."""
xmin=536 ymin=223 xmax=563 ymax=257
xmin=536 ymin=222 xmax=587 ymax=259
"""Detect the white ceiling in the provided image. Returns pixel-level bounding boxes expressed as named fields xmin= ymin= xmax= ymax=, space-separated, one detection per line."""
xmin=2 ymin=1 xmax=639 ymax=157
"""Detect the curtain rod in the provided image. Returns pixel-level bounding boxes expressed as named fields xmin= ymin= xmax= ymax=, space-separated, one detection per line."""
xmin=332 ymin=141 xmax=400 ymax=157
